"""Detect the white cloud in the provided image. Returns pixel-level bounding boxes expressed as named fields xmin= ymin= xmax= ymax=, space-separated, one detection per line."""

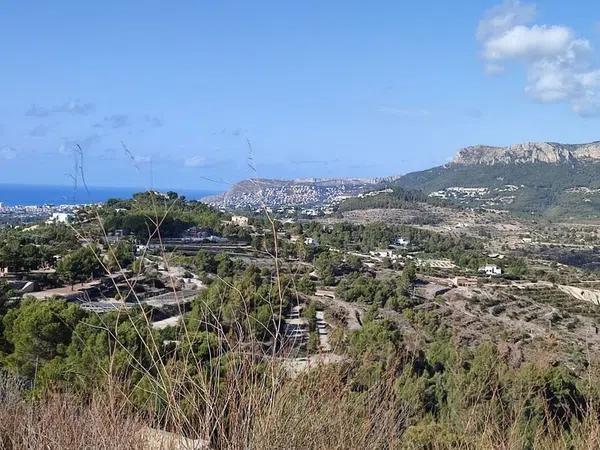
xmin=184 ymin=155 xmax=209 ymax=168
xmin=478 ymin=1 xmax=600 ymax=116
xmin=477 ymin=0 xmax=536 ymax=41
xmin=55 ymin=100 xmax=95 ymax=115
xmin=26 ymin=99 xmax=95 ymax=117
xmin=378 ymin=106 xmax=430 ymax=117
xmin=133 ymin=155 xmax=152 ymax=164
xmin=484 ymin=25 xmax=575 ymax=61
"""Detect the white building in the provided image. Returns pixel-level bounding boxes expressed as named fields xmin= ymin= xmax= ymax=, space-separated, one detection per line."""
xmin=370 ymin=249 xmax=401 ymax=261
xmin=301 ymin=208 xmax=319 ymax=217
xmin=45 ymin=212 xmax=74 ymax=224
xmin=304 ymin=237 xmax=319 ymax=247
xmin=231 ymin=215 xmax=249 ymax=227
xmin=395 ymin=237 xmax=410 ymax=247
xmin=478 ymin=264 xmax=502 ymax=276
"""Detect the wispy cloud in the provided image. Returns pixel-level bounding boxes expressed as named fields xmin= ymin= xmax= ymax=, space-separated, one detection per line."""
xmin=144 ymin=115 xmax=164 ymax=128
xmin=212 ymin=128 xmax=247 ymax=137
xmin=29 ymin=124 xmax=50 ymax=137
xmin=290 ymin=158 xmax=340 ymax=166
xmin=95 ymin=114 xmax=130 ymax=129
xmin=57 ymin=134 xmax=102 ymax=155
xmin=183 ymin=154 xmax=228 ymax=169
xmin=98 ymin=147 xmax=119 ymax=161
xmin=25 ymin=100 xmax=95 ymax=117
xmin=0 ymin=146 xmax=18 ymax=160
xmin=25 ymin=105 xmax=50 ymax=117
xmin=133 ymin=154 xmax=152 ymax=164
xmin=465 ymin=108 xmax=485 ymax=119
xmin=377 ymin=106 xmax=430 ymax=117
xmin=92 ymin=113 xmax=164 ymax=131
xmin=184 ymin=155 xmax=209 ymax=168
xmin=478 ymin=1 xmax=600 ymax=116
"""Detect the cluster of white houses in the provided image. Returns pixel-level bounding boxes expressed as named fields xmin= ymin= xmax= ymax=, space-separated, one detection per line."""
xmin=478 ymin=264 xmax=502 ymax=275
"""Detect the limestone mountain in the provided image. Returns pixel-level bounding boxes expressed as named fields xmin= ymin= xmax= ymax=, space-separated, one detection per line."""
xmin=395 ymin=141 xmax=600 ymax=218
xmin=452 ymin=141 xmax=600 ymax=166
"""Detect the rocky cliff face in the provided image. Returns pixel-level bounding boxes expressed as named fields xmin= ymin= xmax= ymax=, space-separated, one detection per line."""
xmin=452 ymin=141 xmax=600 ymax=165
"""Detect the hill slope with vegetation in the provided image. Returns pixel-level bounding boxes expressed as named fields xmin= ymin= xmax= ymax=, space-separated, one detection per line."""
xmin=337 ymin=186 xmax=446 ymax=212
xmin=394 ymin=161 xmax=600 ymax=218
xmin=2 ymin=190 xmax=600 ymax=448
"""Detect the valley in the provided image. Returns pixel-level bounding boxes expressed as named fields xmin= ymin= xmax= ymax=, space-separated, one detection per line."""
xmin=4 ymin=141 xmax=600 ymax=448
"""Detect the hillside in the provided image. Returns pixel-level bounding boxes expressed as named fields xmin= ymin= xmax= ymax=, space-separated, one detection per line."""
xmin=5 ymin=191 xmax=600 ymax=448
xmin=203 ymin=177 xmax=378 ymax=209
xmin=395 ymin=141 xmax=600 ymax=218
xmin=337 ymin=186 xmax=446 ymax=212
xmin=202 ymin=141 xmax=600 ymax=219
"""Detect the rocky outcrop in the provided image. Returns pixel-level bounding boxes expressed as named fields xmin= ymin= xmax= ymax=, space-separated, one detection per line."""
xmin=452 ymin=141 xmax=600 ymax=165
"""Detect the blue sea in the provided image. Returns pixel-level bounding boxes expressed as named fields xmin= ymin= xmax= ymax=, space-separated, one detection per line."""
xmin=0 ymin=184 xmax=219 ymax=206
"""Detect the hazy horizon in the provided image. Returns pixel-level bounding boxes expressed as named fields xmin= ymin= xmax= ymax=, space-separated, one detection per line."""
xmin=0 ymin=182 xmax=220 ymax=206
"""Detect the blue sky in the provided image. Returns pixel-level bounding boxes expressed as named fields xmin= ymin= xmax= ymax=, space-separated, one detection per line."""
xmin=1 ymin=1 xmax=600 ymax=190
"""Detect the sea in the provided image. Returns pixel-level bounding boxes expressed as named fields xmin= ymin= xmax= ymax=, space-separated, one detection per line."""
xmin=0 ymin=184 xmax=220 ymax=207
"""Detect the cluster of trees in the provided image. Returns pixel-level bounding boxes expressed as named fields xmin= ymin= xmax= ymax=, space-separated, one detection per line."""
xmin=0 ymin=260 xmax=299 ymax=392
xmin=299 ymin=221 xmax=483 ymax=258
xmin=248 ymin=220 xmax=531 ymax=279
xmin=56 ymin=246 xmax=106 ymax=286
xmin=186 ymin=265 xmax=294 ymax=342
xmin=329 ymin=313 xmax=589 ymax=447
xmin=0 ymin=249 xmax=592 ymax=448
xmin=98 ymin=191 xmax=233 ymax=240
xmin=0 ymin=297 xmax=162 ymax=395
xmin=0 ymin=225 xmax=79 ymax=272
xmin=249 ymin=220 xmax=529 ymax=279
xmin=453 ymin=252 xmax=528 ymax=277
xmin=0 ymin=282 xmax=12 ymax=354
xmin=248 ymin=219 xmax=522 ymax=277
xmin=192 ymin=250 xmax=246 ymax=279
xmin=51 ymin=240 xmax=136 ymax=286
xmin=336 ymin=262 xmax=417 ymax=309
xmin=313 ymin=251 xmax=362 ymax=285
xmin=338 ymin=186 xmax=446 ymax=212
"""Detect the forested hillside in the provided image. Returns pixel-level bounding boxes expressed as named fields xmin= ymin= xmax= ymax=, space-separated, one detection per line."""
xmin=395 ymin=162 xmax=600 ymax=218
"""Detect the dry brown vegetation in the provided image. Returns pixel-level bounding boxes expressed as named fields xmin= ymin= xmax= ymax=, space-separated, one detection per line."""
xmin=3 ymin=361 xmax=600 ymax=450
xmin=0 ymin=373 xmax=144 ymax=449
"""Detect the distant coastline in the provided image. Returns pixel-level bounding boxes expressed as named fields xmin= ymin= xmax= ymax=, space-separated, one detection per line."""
xmin=0 ymin=183 xmax=220 ymax=207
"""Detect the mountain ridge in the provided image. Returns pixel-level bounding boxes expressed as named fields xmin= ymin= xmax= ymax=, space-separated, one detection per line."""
xmin=395 ymin=140 xmax=600 ymax=218
xmin=452 ymin=141 xmax=600 ymax=166
xmin=204 ymin=140 xmax=600 ymax=218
